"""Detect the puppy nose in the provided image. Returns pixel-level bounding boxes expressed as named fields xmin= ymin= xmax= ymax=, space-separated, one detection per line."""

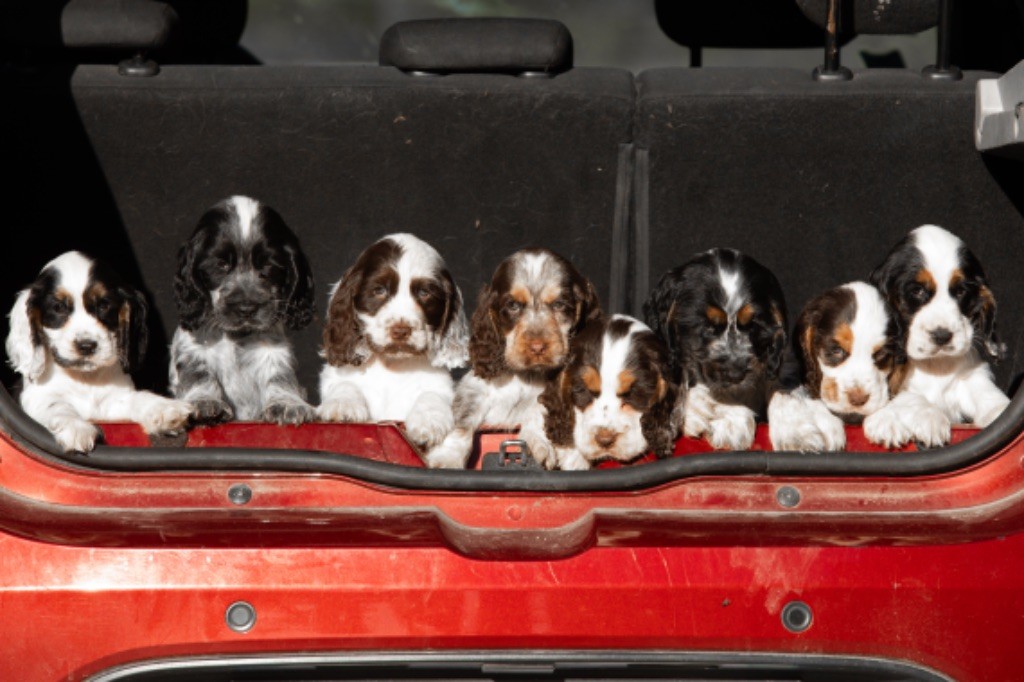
xmin=846 ymin=387 xmax=870 ymax=408
xmin=930 ymin=328 xmax=954 ymax=347
xmin=389 ymin=323 xmax=412 ymax=342
xmin=233 ymin=302 xmax=260 ymax=318
xmin=595 ymin=428 xmax=619 ymax=448
xmin=716 ymin=360 xmax=749 ymax=382
xmin=74 ymin=339 xmax=98 ymax=356
xmin=528 ymin=339 xmax=548 ymax=355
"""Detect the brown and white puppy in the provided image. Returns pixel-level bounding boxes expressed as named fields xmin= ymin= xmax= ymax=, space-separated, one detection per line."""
xmin=318 ymin=233 xmax=468 ymax=449
xmin=769 ymin=281 xmax=903 ymax=452
xmin=540 ymin=315 xmax=677 ymax=470
xmin=425 ymin=248 xmax=602 ymax=469
xmin=864 ymin=224 xmax=1008 ymax=447
xmin=7 ymin=251 xmax=192 ymax=452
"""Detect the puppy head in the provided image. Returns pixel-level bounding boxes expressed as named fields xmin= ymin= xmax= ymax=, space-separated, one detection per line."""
xmin=322 ymin=233 xmax=468 ymax=369
xmin=796 ymin=281 xmax=903 ymax=418
xmin=174 ymin=196 xmax=315 ymax=335
xmin=644 ymin=248 xmax=787 ymax=402
xmin=6 ymin=251 xmax=148 ymax=380
xmin=470 ymin=249 xmax=602 ymax=379
xmin=871 ymin=224 xmax=1003 ymax=363
xmin=540 ymin=315 xmax=677 ymax=463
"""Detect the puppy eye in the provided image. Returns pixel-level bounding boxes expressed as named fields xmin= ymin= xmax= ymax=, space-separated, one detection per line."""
xmin=95 ymin=298 xmax=111 ymax=314
xmin=505 ymin=300 xmax=523 ymax=314
xmin=907 ymin=283 xmax=929 ymax=302
xmin=372 ymin=285 xmax=389 ymax=297
xmin=415 ymin=286 xmax=432 ymax=301
xmin=550 ymin=300 xmax=569 ymax=313
xmin=50 ymin=298 xmax=70 ymax=314
xmin=216 ymin=258 xmax=232 ymax=273
xmin=824 ymin=345 xmax=848 ymax=363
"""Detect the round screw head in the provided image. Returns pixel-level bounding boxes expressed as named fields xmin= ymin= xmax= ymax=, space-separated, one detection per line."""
xmin=225 ymin=601 xmax=256 ymax=633
xmin=228 ymin=484 xmax=252 ymax=505
xmin=776 ymin=485 xmax=801 ymax=508
xmin=781 ymin=601 xmax=813 ymax=633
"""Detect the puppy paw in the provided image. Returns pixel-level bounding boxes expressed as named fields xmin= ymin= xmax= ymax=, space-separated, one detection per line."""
xmin=706 ymin=409 xmax=757 ymax=451
xmin=51 ymin=418 xmax=101 ymax=453
xmin=140 ymin=399 xmax=192 ymax=436
xmin=190 ymin=398 xmax=234 ymax=425
xmin=264 ymin=399 xmax=315 ymax=426
xmin=317 ymin=398 xmax=370 ymax=423
xmin=769 ymin=397 xmax=846 ymax=453
xmin=863 ymin=408 xmax=913 ymax=449
xmin=556 ymin=446 xmax=590 ymax=471
xmin=404 ymin=408 xmax=454 ymax=451
xmin=425 ymin=438 xmax=470 ymax=469
xmin=910 ymin=406 xmax=951 ymax=448
xmin=520 ymin=429 xmax=558 ymax=469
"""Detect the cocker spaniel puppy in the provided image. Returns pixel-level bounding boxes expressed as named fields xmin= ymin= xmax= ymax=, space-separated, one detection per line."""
xmin=769 ymin=281 xmax=903 ymax=452
xmin=863 ymin=224 xmax=1008 ymax=447
xmin=644 ymin=248 xmax=788 ymax=450
xmin=318 ymin=233 xmax=468 ymax=449
xmin=169 ymin=196 xmax=316 ymax=424
xmin=6 ymin=251 xmax=191 ymax=452
xmin=425 ymin=248 xmax=602 ymax=469
xmin=540 ymin=315 xmax=678 ymax=470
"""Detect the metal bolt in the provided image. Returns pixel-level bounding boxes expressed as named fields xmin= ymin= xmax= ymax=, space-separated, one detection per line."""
xmin=781 ymin=601 xmax=813 ymax=633
xmin=227 ymin=484 xmax=252 ymax=506
xmin=776 ymin=485 xmax=801 ymax=508
xmin=225 ymin=601 xmax=256 ymax=633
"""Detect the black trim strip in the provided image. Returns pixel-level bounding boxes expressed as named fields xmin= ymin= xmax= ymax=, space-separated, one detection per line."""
xmin=631 ymin=146 xmax=650 ymax=316
xmin=1 ymin=381 xmax=1022 ymax=492
xmin=608 ymin=142 xmax=634 ymax=314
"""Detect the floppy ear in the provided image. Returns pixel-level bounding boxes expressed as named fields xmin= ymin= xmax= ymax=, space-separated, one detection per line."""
xmin=642 ymin=274 xmax=682 ymax=381
xmin=976 ymin=284 xmax=1007 ymax=363
xmin=468 ymin=284 xmax=507 ymax=379
xmin=283 ymin=241 xmax=316 ymax=331
xmin=641 ymin=375 xmax=678 ymax=459
xmin=117 ymin=287 xmax=149 ymax=373
xmin=431 ymin=270 xmax=469 ymax=370
xmin=6 ymin=289 xmax=46 ymax=382
xmin=173 ymin=228 xmax=210 ymax=332
xmin=539 ymin=369 xmax=576 ymax=448
xmin=322 ymin=268 xmax=369 ymax=367
xmin=766 ymin=303 xmax=787 ymax=378
xmin=794 ymin=305 xmax=823 ymax=399
xmin=570 ymin=275 xmax=603 ymax=334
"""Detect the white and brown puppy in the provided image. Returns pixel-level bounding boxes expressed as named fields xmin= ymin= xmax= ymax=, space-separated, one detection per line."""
xmin=425 ymin=248 xmax=602 ymax=469
xmin=864 ymin=225 xmax=1008 ymax=447
xmin=6 ymin=251 xmax=192 ymax=452
xmin=644 ymin=248 xmax=788 ymax=450
xmin=540 ymin=315 xmax=677 ymax=470
xmin=769 ymin=281 xmax=903 ymax=452
xmin=170 ymin=196 xmax=316 ymax=425
xmin=318 ymin=233 xmax=468 ymax=449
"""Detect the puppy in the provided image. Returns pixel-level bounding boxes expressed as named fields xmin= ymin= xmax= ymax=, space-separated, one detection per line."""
xmin=864 ymin=224 xmax=1008 ymax=447
xmin=769 ymin=281 xmax=903 ymax=452
xmin=540 ymin=315 xmax=677 ymax=470
xmin=318 ymin=233 xmax=468 ymax=449
xmin=6 ymin=251 xmax=192 ymax=452
xmin=170 ymin=196 xmax=316 ymax=424
xmin=644 ymin=248 xmax=788 ymax=450
xmin=425 ymin=248 xmax=602 ymax=469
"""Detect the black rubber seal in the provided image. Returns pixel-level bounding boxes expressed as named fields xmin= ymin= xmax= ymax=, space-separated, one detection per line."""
xmin=1 ymin=380 xmax=1021 ymax=492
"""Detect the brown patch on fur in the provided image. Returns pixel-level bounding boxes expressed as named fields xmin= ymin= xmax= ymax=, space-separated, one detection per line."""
xmin=950 ymin=269 xmax=965 ymax=288
xmin=915 ymin=268 xmax=937 ymax=294
xmin=540 ymin=369 xmax=576 ymax=447
xmin=800 ymin=325 xmax=822 ymax=399
xmin=706 ymin=306 xmax=727 ymax=325
xmin=736 ymin=304 xmax=754 ymax=326
xmin=510 ymin=285 xmax=532 ymax=306
xmin=582 ymin=366 xmax=602 ymax=395
xmin=771 ymin=303 xmax=784 ymax=327
xmin=887 ymin=362 xmax=909 ymax=396
xmin=821 ymin=376 xmax=839 ymax=404
xmin=616 ymin=369 xmax=635 ymax=397
xmin=117 ymin=301 xmax=132 ymax=370
xmin=834 ymin=322 xmax=854 ymax=355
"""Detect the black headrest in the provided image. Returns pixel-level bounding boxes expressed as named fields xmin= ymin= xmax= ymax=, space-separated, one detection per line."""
xmin=379 ymin=18 xmax=573 ymax=75
xmin=0 ymin=0 xmax=178 ymax=50
xmin=657 ymin=0 xmax=828 ymax=49
xmin=795 ymin=0 xmax=937 ymax=35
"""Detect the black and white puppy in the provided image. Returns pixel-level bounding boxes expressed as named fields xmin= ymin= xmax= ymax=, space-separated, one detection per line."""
xmin=425 ymin=248 xmax=602 ymax=469
xmin=540 ymin=315 xmax=677 ymax=470
xmin=864 ymin=224 xmax=1008 ymax=447
xmin=6 ymin=251 xmax=192 ymax=452
xmin=318 ymin=233 xmax=468 ymax=449
xmin=170 ymin=196 xmax=316 ymax=424
xmin=644 ymin=248 xmax=788 ymax=450
xmin=769 ymin=281 xmax=903 ymax=452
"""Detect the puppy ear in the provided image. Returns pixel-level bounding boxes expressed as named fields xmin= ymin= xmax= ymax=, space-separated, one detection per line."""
xmin=539 ymin=369 xmax=576 ymax=448
xmin=431 ymin=270 xmax=469 ymax=370
xmin=468 ymin=284 xmax=506 ymax=379
xmin=643 ymin=273 xmax=682 ymax=378
xmin=173 ymin=228 xmax=210 ymax=331
xmin=976 ymin=284 xmax=1007 ymax=363
xmin=6 ymin=289 xmax=46 ymax=381
xmin=116 ymin=287 xmax=149 ymax=373
xmin=322 ymin=268 xmax=369 ymax=367
xmin=641 ymin=375 xmax=679 ymax=458
xmin=766 ymin=303 xmax=787 ymax=377
xmin=283 ymin=242 xmax=316 ymax=331
xmin=794 ymin=304 xmax=823 ymax=399
xmin=571 ymin=275 xmax=603 ymax=334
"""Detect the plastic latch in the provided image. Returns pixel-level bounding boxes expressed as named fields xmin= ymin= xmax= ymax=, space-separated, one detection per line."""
xmin=481 ymin=439 xmax=542 ymax=471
